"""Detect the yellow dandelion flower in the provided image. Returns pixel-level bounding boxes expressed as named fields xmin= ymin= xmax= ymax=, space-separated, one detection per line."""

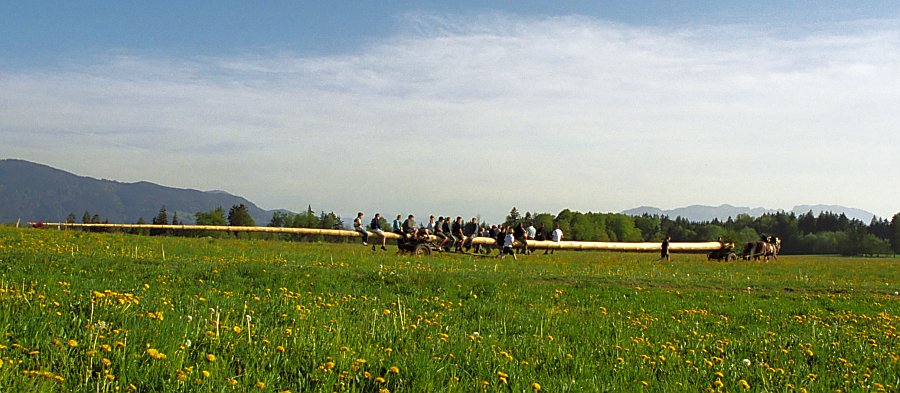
xmin=201 ymin=370 xmax=210 ymax=378
xmin=227 ymin=378 xmax=238 ymax=386
xmin=106 ymin=374 xmax=115 ymax=382
xmin=255 ymin=381 xmax=266 ymax=389
xmin=739 ymin=380 xmax=750 ymax=389
xmin=389 ymin=366 xmax=399 ymax=374
xmin=206 ymin=354 xmax=216 ymax=362
xmin=101 ymin=358 xmax=112 ymax=367
xmin=67 ymin=339 xmax=78 ymax=348
xmin=531 ymin=382 xmax=542 ymax=391
xmin=275 ymin=346 xmax=285 ymax=352
xmin=375 ymin=377 xmax=386 ymax=384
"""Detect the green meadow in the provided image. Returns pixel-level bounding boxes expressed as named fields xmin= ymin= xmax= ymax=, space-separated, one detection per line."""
xmin=0 ymin=226 xmax=897 ymax=392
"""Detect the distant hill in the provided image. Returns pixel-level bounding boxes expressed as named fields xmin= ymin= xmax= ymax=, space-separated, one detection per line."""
xmin=622 ymin=204 xmax=876 ymax=223
xmin=0 ymin=159 xmax=278 ymax=224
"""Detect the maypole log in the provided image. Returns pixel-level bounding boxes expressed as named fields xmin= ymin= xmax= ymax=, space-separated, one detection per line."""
xmin=29 ymin=222 xmax=724 ymax=252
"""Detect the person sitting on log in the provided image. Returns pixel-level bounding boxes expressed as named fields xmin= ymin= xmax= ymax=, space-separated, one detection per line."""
xmin=392 ymin=214 xmax=403 ymax=236
xmin=353 ymin=212 xmax=369 ymax=246
xmin=434 ymin=216 xmax=449 ymax=249
xmin=369 ymin=213 xmax=387 ymax=251
xmin=402 ymin=214 xmax=418 ymax=238
xmin=443 ymin=216 xmax=455 ymax=251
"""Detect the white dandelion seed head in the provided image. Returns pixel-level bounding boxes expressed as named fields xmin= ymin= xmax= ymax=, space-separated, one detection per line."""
xmin=742 ymin=359 xmax=751 ymax=367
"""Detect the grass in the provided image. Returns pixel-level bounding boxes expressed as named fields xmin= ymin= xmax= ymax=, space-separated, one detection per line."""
xmin=0 ymin=226 xmax=897 ymax=392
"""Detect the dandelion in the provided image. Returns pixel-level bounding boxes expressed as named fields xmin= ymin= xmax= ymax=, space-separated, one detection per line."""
xmin=146 ymin=348 xmax=166 ymax=360
xmin=255 ymin=381 xmax=266 ymax=389
xmin=375 ymin=377 xmax=386 ymax=384
xmin=201 ymin=370 xmax=210 ymax=378
xmin=67 ymin=339 xmax=78 ymax=348
xmin=739 ymin=379 xmax=750 ymax=389
xmin=227 ymin=378 xmax=238 ymax=386
xmin=531 ymin=382 xmax=542 ymax=391
xmin=742 ymin=359 xmax=751 ymax=367
xmin=389 ymin=366 xmax=399 ymax=374
xmin=206 ymin=354 xmax=216 ymax=362
xmin=275 ymin=345 xmax=285 ymax=352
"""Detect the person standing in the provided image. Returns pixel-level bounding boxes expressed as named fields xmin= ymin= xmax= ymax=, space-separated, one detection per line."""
xmin=463 ymin=217 xmax=478 ymax=252
xmin=660 ymin=236 xmax=671 ymax=262
xmin=513 ymin=223 xmax=527 ymax=254
xmin=369 ymin=213 xmax=387 ymax=250
xmin=353 ymin=212 xmax=368 ymax=246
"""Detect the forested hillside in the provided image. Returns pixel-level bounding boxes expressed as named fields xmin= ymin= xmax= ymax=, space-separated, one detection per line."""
xmin=0 ymin=159 xmax=275 ymax=224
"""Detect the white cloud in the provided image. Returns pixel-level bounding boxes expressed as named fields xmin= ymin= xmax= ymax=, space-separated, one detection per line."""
xmin=2 ymin=14 xmax=899 ymax=221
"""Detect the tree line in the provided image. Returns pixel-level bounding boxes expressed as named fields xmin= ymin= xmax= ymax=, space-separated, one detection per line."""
xmin=68 ymin=205 xmax=899 ymax=256
xmin=502 ymin=207 xmax=900 ymax=256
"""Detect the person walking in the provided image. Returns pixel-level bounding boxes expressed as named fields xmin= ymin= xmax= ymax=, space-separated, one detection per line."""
xmin=660 ymin=236 xmax=671 ymax=262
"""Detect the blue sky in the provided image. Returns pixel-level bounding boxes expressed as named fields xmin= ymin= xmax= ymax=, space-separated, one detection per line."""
xmin=2 ymin=1 xmax=899 ymax=223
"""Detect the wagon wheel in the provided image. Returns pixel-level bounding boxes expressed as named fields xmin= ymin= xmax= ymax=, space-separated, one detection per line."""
xmin=413 ymin=243 xmax=432 ymax=257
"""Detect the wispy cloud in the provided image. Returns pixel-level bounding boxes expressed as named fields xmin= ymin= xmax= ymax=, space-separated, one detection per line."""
xmin=2 ymin=14 xmax=898 ymax=219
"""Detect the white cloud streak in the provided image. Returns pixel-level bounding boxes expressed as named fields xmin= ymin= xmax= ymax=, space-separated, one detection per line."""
xmin=2 ymin=14 xmax=898 ymax=221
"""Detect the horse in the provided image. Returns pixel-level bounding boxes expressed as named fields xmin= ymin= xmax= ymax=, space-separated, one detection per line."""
xmin=743 ymin=237 xmax=781 ymax=261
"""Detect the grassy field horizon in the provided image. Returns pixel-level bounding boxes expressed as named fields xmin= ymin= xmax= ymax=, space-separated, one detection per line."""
xmin=1 ymin=227 xmax=896 ymax=392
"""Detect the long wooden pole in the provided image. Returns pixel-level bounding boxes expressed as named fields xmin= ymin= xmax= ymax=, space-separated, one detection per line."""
xmin=30 ymin=222 xmax=724 ymax=252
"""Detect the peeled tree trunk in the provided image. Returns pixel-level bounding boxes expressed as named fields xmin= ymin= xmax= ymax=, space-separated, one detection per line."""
xmin=31 ymin=222 xmax=724 ymax=252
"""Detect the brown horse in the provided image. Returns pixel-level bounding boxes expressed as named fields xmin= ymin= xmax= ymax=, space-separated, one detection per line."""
xmin=743 ymin=237 xmax=781 ymax=261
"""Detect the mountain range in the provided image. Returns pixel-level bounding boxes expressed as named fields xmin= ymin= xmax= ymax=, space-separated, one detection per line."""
xmin=0 ymin=159 xmax=277 ymax=225
xmin=1 ymin=159 xmax=880 ymax=226
xmin=621 ymin=204 xmax=877 ymax=223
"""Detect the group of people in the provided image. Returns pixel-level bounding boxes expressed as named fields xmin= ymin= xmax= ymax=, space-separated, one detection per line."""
xmin=352 ymin=212 xmax=563 ymax=255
